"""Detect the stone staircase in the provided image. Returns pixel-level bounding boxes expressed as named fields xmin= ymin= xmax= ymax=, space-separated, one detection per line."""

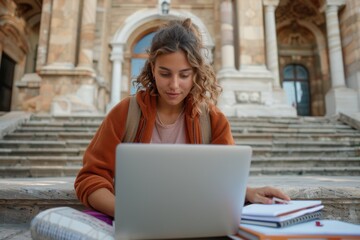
xmin=0 ymin=114 xmax=102 ymax=178
xmin=0 ymin=112 xmax=360 ymax=238
xmin=1 ymin=114 xmax=360 ymax=177
xmin=229 ymin=116 xmax=360 ymax=176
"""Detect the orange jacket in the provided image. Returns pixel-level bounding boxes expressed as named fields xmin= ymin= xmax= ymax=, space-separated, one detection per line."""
xmin=74 ymin=90 xmax=234 ymax=207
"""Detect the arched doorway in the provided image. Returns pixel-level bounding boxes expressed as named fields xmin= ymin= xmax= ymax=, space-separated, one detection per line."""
xmin=0 ymin=53 xmax=16 ymax=111
xmin=283 ymin=64 xmax=311 ymax=116
xmin=130 ymin=31 xmax=155 ymax=94
xmin=109 ymin=9 xmax=215 ymax=110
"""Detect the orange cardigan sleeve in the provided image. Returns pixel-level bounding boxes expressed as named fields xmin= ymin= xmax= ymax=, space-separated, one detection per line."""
xmin=74 ymin=97 xmax=130 ymax=208
xmin=209 ymin=105 xmax=235 ymax=145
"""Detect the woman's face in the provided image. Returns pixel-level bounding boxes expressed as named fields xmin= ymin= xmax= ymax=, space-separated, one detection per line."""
xmin=152 ymin=50 xmax=194 ymax=111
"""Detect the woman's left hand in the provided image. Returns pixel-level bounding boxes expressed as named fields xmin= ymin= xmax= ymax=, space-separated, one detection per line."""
xmin=245 ymin=186 xmax=291 ymax=204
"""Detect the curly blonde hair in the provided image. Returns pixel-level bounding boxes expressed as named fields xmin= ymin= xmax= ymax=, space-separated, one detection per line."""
xmin=135 ymin=18 xmax=222 ymax=116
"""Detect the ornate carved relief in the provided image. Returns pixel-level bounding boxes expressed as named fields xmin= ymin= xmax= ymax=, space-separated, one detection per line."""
xmin=278 ymin=21 xmax=316 ymax=47
xmin=0 ymin=3 xmax=29 ymax=59
xmin=235 ymin=91 xmax=262 ymax=104
xmin=276 ymin=0 xmax=325 ymax=25
xmin=14 ymin=0 xmax=42 ymax=24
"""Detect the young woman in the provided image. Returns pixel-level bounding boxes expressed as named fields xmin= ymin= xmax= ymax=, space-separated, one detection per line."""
xmin=74 ymin=18 xmax=290 ymax=223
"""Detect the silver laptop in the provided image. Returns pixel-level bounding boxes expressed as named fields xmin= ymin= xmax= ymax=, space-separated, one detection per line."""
xmin=115 ymin=144 xmax=252 ymax=240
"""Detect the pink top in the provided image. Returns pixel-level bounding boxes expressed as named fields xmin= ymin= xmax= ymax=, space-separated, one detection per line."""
xmin=151 ymin=111 xmax=187 ymax=144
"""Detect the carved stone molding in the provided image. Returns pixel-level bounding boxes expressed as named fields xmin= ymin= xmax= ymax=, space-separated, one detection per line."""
xmin=235 ymin=91 xmax=262 ymax=104
xmin=276 ymin=0 xmax=325 ymax=25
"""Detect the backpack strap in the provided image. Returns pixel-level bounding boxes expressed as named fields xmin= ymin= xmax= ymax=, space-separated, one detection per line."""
xmin=123 ymin=96 xmax=141 ymax=143
xmin=199 ymin=104 xmax=212 ymax=144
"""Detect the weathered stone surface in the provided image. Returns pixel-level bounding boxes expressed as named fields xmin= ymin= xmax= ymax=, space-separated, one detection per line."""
xmin=0 ymin=112 xmax=31 ymax=140
xmin=0 ymin=176 xmax=359 ymax=225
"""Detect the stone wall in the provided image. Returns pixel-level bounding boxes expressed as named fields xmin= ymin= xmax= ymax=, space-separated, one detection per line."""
xmin=340 ymin=0 xmax=360 ymax=98
xmin=2 ymin=0 xmax=360 ymax=117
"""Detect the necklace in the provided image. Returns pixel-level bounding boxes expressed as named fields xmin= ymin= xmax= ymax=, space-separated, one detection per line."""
xmin=156 ymin=108 xmax=185 ymax=126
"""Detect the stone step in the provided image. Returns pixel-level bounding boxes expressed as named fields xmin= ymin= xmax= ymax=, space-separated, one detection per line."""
xmin=16 ymin=125 xmax=354 ymax=134
xmin=1 ymin=156 xmax=358 ymax=168
xmin=0 ymin=165 xmax=358 ymax=178
xmin=232 ymin=132 xmax=360 ymax=140
xmin=21 ymin=121 xmax=101 ymax=128
xmin=0 ymin=140 xmax=90 ymax=148
xmin=25 ymin=115 xmax=353 ymax=128
xmin=0 ymin=146 xmax=358 ymax=158
xmin=30 ymin=121 xmax=349 ymax=130
xmin=251 ymin=156 xmax=360 ymax=167
xmin=235 ymin=140 xmax=359 ymax=147
xmin=18 ymin=126 xmax=353 ymax=134
xmin=3 ymin=139 xmax=358 ymax=149
xmin=3 ymin=132 xmax=95 ymax=140
xmin=0 ymin=156 xmax=358 ymax=177
xmin=0 ymin=155 xmax=357 ymax=167
xmin=29 ymin=114 xmax=105 ymax=122
xmin=230 ymin=122 xmax=352 ymax=130
xmin=234 ymin=135 xmax=360 ymax=147
xmin=252 ymin=147 xmax=360 ymax=157
xmin=5 ymin=132 xmax=360 ymax=142
xmin=0 ymin=146 xmax=357 ymax=157
xmin=0 ymin=166 xmax=81 ymax=178
xmin=227 ymin=116 xmax=337 ymax=123
xmin=250 ymin=167 xmax=360 ymax=176
xmin=274 ymin=140 xmax=360 ymax=147
xmin=1 ymin=139 xmax=359 ymax=149
xmin=0 ymin=148 xmax=85 ymax=156
xmin=26 ymin=115 xmax=349 ymax=127
xmin=0 ymin=156 xmax=82 ymax=166
xmin=0 ymin=176 xmax=358 ymax=225
xmin=0 ymin=224 xmax=31 ymax=239
xmin=14 ymin=126 xmax=98 ymax=132
xmin=231 ymin=127 xmax=355 ymax=134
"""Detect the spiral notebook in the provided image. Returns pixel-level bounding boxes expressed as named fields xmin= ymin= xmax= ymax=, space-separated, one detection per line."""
xmin=241 ymin=211 xmax=323 ymax=228
xmin=241 ymin=200 xmax=324 ymax=228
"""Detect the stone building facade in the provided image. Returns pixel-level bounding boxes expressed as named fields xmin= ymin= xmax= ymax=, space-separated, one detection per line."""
xmin=0 ymin=0 xmax=359 ymax=117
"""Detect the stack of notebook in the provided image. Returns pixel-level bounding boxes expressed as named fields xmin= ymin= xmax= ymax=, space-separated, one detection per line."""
xmin=240 ymin=200 xmax=324 ymax=228
xmin=238 ymin=200 xmax=360 ymax=239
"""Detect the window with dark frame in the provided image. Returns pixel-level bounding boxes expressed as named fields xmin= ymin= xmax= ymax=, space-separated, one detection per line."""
xmin=282 ymin=64 xmax=311 ymax=116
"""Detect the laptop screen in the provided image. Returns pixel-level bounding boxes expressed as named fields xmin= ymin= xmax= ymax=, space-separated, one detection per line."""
xmin=115 ymin=144 xmax=252 ymax=239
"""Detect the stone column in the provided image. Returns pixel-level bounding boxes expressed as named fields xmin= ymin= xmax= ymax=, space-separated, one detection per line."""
xmin=107 ymin=44 xmax=124 ymax=112
xmin=77 ymin=0 xmax=97 ymax=73
xmin=322 ymin=0 xmax=359 ymax=115
xmin=44 ymin=0 xmax=80 ymax=69
xmin=263 ymin=0 xmax=280 ymax=88
xmin=237 ymin=0 xmax=267 ymax=68
xmin=220 ymin=0 xmax=235 ymax=70
xmin=36 ymin=0 xmax=51 ymax=70
xmin=262 ymin=0 xmax=292 ymax=108
xmin=324 ymin=1 xmax=346 ymax=88
xmin=341 ymin=0 xmax=360 ymax=115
